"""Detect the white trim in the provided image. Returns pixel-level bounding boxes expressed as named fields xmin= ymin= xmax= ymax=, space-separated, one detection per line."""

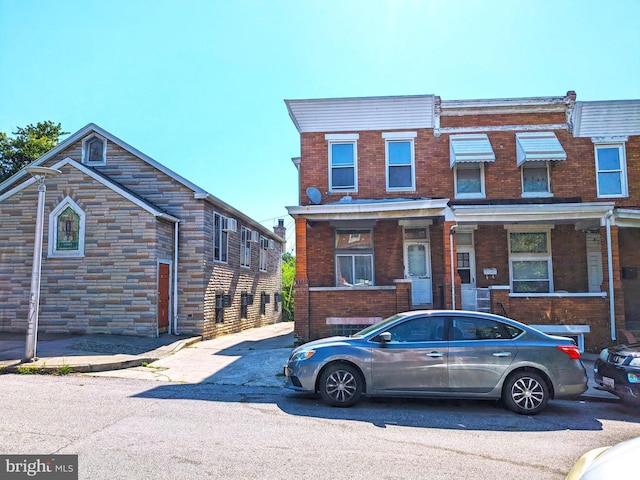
xmin=453 ymin=202 xmax=614 ymax=224
xmin=325 ymin=133 xmax=360 ymax=141
xmin=48 ymin=196 xmax=86 ymax=258
xmin=521 ymin=161 xmax=552 ymax=197
xmin=382 ymin=131 xmax=417 ymax=139
xmin=287 ymin=198 xmax=450 ymax=220
xmin=440 ymin=124 xmax=567 ymax=135
xmin=591 ymin=136 xmax=628 ymax=143
xmin=507 ymin=227 xmax=554 ymax=293
xmin=594 ymin=143 xmax=628 ymax=198
xmin=328 ymin=138 xmax=358 ymax=193
xmin=385 ymin=136 xmax=416 ymax=192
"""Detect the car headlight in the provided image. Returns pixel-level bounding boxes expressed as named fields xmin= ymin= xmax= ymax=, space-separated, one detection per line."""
xmin=291 ymin=350 xmax=315 ymax=362
xmin=628 ymin=373 xmax=640 ymax=384
xmin=629 ymin=357 xmax=640 ymax=367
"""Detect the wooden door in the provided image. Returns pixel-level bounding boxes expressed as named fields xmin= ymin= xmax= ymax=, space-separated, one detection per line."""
xmin=158 ymin=263 xmax=170 ymax=333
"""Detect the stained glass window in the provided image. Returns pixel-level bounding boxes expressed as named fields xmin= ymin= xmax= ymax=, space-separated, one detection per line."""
xmin=56 ymin=207 xmax=80 ymax=251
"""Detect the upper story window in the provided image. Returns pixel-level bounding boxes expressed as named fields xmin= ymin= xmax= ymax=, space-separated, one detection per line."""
xmin=508 ymin=227 xmax=553 ymax=294
xmin=259 ymin=236 xmax=269 ymax=272
xmin=521 ymin=162 xmax=550 ymax=196
xmin=240 ymin=226 xmax=251 ymax=268
xmin=48 ymin=196 xmax=86 ymax=258
xmin=213 ymin=212 xmax=229 ymax=263
xmin=455 ymin=162 xmax=485 ymax=198
xmin=594 ymin=142 xmax=628 ymax=198
xmin=326 ymin=134 xmax=358 ymax=192
xmin=516 ymin=132 xmax=565 ymax=198
xmin=383 ymin=132 xmax=416 ymax=191
xmin=82 ymin=134 xmax=106 ymax=166
xmin=450 ymin=134 xmax=494 ymax=199
xmin=335 ymin=228 xmax=373 ymax=287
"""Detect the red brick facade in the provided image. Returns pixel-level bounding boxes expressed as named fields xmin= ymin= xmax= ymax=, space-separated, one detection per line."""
xmin=287 ymin=92 xmax=640 ymax=351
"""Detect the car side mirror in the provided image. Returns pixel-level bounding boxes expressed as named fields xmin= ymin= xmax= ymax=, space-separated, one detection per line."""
xmin=378 ymin=332 xmax=392 ymax=343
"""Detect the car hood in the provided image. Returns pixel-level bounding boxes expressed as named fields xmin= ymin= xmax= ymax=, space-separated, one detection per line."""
xmin=293 ymin=336 xmax=354 ymax=352
xmin=606 ymin=343 xmax=640 ymax=356
xmin=580 ymin=436 xmax=640 ymax=480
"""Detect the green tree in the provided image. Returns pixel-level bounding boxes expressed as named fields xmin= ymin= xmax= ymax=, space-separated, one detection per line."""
xmin=282 ymin=252 xmax=295 ymax=321
xmin=0 ymin=121 xmax=68 ymax=182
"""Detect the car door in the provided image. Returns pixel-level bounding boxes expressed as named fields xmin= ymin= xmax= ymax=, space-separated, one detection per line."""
xmin=447 ymin=315 xmax=518 ymax=393
xmin=370 ymin=315 xmax=448 ymax=393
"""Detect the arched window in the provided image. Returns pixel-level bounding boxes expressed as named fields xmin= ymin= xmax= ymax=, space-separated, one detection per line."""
xmin=48 ymin=197 xmax=86 ymax=257
xmin=82 ymin=134 xmax=106 ymax=165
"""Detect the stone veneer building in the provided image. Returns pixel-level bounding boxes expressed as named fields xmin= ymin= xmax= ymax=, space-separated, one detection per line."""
xmin=0 ymin=124 xmax=285 ymax=338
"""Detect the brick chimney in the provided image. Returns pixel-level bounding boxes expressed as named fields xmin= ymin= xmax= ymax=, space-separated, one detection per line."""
xmin=274 ymin=218 xmax=286 ymax=241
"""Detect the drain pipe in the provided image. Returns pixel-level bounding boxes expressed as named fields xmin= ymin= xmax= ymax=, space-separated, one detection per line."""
xmin=449 ymin=224 xmax=458 ymax=310
xmin=173 ymin=221 xmax=180 ymax=335
xmin=604 ymin=210 xmax=616 ymax=341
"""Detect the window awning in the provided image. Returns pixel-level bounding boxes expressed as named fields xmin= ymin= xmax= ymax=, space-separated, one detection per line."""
xmin=516 ymin=132 xmax=567 ymax=166
xmin=449 ymin=134 xmax=495 ymax=168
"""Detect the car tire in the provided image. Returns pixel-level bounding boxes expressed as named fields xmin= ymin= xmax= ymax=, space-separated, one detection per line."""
xmin=318 ymin=363 xmax=363 ymax=407
xmin=503 ymin=371 xmax=549 ymax=415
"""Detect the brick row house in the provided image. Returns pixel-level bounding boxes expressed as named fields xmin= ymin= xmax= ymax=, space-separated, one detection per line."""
xmin=285 ymin=91 xmax=640 ymax=352
xmin=0 ymin=124 xmax=285 ymax=338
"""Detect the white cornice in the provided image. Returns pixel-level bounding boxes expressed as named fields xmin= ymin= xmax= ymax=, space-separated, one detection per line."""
xmin=452 ymin=202 xmax=615 ymax=224
xmin=286 ymin=198 xmax=450 ymax=220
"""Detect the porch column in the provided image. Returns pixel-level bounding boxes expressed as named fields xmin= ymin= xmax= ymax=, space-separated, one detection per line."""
xmin=294 ymin=218 xmax=310 ymax=344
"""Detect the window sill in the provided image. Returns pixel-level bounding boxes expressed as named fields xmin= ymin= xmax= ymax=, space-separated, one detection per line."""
xmin=309 ymin=286 xmax=396 ymax=292
xmin=521 ymin=192 xmax=553 ymax=198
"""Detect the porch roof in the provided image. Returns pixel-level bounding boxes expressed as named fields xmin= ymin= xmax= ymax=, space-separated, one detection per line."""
xmin=286 ymin=197 xmax=450 ymax=221
xmin=452 ymin=202 xmax=615 ymax=225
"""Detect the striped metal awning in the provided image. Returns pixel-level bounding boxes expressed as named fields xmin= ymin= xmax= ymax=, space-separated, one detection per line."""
xmin=516 ymin=132 xmax=567 ymax=166
xmin=449 ymin=134 xmax=496 ymax=168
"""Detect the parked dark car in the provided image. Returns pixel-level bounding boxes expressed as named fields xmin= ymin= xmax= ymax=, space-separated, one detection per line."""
xmin=594 ymin=343 xmax=640 ymax=406
xmin=284 ymin=310 xmax=588 ymax=415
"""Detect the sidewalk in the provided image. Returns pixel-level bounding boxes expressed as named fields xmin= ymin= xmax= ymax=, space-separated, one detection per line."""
xmin=0 ymin=323 xmax=617 ymax=401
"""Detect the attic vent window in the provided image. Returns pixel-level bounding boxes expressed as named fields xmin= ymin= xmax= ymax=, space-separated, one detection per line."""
xmin=82 ymin=135 xmax=106 ymax=165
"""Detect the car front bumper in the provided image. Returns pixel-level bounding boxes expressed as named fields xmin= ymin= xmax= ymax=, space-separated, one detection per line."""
xmin=594 ymin=358 xmax=640 ymax=404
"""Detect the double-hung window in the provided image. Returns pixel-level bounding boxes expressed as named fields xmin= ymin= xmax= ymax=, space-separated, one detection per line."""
xmin=213 ymin=212 xmax=228 ymax=263
xmin=522 ymin=163 xmax=550 ymax=196
xmin=595 ymin=143 xmax=628 ymax=198
xmin=508 ymin=228 xmax=553 ymax=293
xmin=384 ymin=132 xmax=416 ymax=191
xmin=240 ymin=227 xmax=251 ymax=268
xmin=327 ymin=134 xmax=358 ymax=192
xmin=335 ymin=229 xmax=373 ymax=287
xmin=455 ymin=162 xmax=484 ymax=197
xmin=259 ymin=236 xmax=268 ymax=272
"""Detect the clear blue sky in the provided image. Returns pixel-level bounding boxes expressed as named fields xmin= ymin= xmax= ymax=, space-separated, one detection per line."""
xmin=1 ymin=0 xmax=639 ymax=252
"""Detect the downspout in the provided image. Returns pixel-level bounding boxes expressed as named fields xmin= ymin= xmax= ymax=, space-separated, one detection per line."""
xmin=449 ymin=224 xmax=458 ymax=310
xmin=604 ymin=210 xmax=616 ymax=341
xmin=173 ymin=221 xmax=180 ymax=335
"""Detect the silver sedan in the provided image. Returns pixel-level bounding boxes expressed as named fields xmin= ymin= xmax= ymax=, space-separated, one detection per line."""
xmin=284 ymin=310 xmax=588 ymax=415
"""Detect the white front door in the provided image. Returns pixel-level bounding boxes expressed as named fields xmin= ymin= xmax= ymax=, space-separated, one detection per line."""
xmin=457 ymin=231 xmax=477 ymax=311
xmin=404 ymin=241 xmax=432 ymax=305
xmin=586 ymin=233 xmax=603 ymax=293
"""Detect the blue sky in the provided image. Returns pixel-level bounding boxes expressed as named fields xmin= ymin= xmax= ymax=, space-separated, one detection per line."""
xmin=1 ymin=0 xmax=639 ymax=252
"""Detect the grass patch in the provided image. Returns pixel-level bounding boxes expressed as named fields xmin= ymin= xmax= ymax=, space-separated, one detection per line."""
xmin=16 ymin=365 xmax=44 ymax=375
xmin=53 ymin=365 xmax=75 ymax=376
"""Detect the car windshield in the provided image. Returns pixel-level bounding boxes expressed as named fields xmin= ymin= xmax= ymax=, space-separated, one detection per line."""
xmin=350 ymin=314 xmax=405 ymax=338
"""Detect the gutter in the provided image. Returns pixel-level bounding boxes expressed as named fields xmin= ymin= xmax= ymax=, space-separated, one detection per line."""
xmin=449 ymin=224 xmax=458 ymax=310
xmin=173 ymin=221 xmax=180 ymax=335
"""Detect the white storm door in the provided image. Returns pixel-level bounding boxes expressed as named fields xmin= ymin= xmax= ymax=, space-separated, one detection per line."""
xmin=586 ymin=233 xmax=603 ymax=293
xmin=457 ymin=248 xmax=477 ymax=311
xmin=404 ymin=241 xmax=432 ymax=305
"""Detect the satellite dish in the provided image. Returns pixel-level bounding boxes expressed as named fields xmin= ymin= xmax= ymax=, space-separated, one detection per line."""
xmin=306 ymin=187 xmax=322 ymax=205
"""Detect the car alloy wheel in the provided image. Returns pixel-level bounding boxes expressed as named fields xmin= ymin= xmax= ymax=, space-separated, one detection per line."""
xmin=503 ymin=371 xmax=549 ymax=415
xmin=319 ymin=363 xmax=363 ymax=407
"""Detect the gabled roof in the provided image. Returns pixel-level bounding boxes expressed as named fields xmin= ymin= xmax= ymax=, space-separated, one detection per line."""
xmin=0 ymin=123 xmax=283 ymax=241
xmin=0 ymin=157 xmax=180 ymax=222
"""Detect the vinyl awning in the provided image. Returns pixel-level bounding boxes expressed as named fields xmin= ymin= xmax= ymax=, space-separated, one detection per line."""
xmin=516 ymin=132 xmax=567 ymax=166
xmin=449 ymin=134 xmax=495 ymax=168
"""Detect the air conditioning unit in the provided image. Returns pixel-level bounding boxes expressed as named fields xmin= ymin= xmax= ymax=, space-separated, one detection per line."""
xmin=223 ymin=218 xmax=237 ymax=232
xmin=250 ymin=230 xmax=259 ymax=242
